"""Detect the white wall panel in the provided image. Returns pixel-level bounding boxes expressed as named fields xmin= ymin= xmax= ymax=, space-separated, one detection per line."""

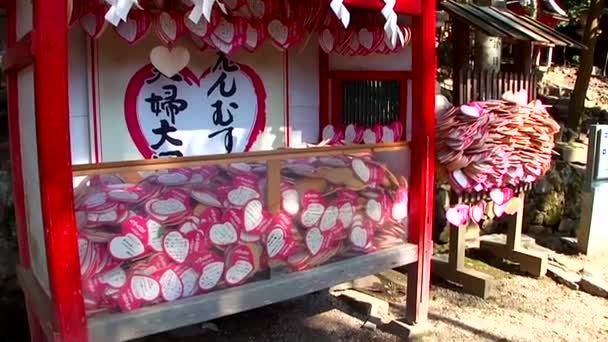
xmin=18 ymin=65 xmax=50 ymax=296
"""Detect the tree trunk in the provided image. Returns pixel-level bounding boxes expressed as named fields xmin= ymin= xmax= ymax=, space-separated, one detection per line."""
xmin=568 ymin=0 xmax=605 ymax=131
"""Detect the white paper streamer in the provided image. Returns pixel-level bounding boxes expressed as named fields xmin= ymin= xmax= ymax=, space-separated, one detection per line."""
xmin=381 ymin=0 xmax=404 ymax=49
xmin=188 ymin=0 xmax=228 ymax=24
xmin=330 ymin=0 xmax=350 ymax=28
xmin=105 ymin=0 xmax=140 ymax=26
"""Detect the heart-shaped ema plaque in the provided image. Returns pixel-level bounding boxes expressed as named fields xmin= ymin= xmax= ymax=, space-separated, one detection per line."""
xmin=125 ymin=54 xmax=267 ymax=159
xmin=149 ymin=46 xmax=191 ymax=78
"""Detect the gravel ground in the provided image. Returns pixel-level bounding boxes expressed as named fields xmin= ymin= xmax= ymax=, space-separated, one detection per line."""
xmin=144 ymin=253 xmax=608 ymax=342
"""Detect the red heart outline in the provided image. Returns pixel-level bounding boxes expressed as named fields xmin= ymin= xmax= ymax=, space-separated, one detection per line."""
xmin=125 ymin=61 xmax=267 ymax=159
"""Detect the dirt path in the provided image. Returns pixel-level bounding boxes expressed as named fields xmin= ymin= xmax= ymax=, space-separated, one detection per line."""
xmin=143 ymin=257 xmax=608 ymax=342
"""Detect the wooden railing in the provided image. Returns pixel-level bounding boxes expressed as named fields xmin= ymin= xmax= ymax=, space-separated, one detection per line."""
xmin=453 ymin=67 xmax=540 ymax=105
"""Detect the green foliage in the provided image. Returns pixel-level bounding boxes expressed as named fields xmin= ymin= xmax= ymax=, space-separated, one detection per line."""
xmin=561 ymin=0 xmax=592 ymax=20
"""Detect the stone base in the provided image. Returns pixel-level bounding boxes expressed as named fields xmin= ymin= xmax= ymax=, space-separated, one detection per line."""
xmin=379 ymin=319 xmax=433 ymax=340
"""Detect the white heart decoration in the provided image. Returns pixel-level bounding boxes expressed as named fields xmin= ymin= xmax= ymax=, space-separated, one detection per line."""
xmin=109 ymin=233 xmax=146 ymax=260
xmin=382 ymin=126 xmax=395 ymax=143
xmin=149 ymin=46 xmax=191 ymax=78
xmin=243 ymin=200 xmax=264 ymax=232
xmin=115 ymin=19 xmax=138 ymax=43
xmin=305 ymin=228 xmax=324 ymax=256
xmin=268 ymin=19 xmax=289 ymax=46
xmin=179 ymin=268 xmax=199 ymax=298
xmin=247 ymin=0 xmax=265 ymax=19
xmin=157 ymin=12 xmax=179 ymax=44
xmin=108 ymin=189 xmax=140 ymax=202
xmin=157 ymin=270 xmax=183 ymax=302
xmin=191 ymin=190 xmax=223 ymax=208
xmin=82 ymin=192 xmax=108 ymax=209
xmin=319 ymin=206 xmax=339 ymax=232
xmin=209 ymin=223 xmax=238 ymax=246
xmin=300 ymin=203 xmax=325 ymax=228
xmin=87 ymin=209 xmax=119 ymax=224
xmin=391 ymin=201 xmax=408 ymax=221
xmin=359 ymin=28 xmax=374 ymax=50
xmin=227 ymin=186 xmax=260 ymax=207
xmin=130 ymin=276 xmax=160 ymax=301
xmin=150 ymin=198 xmax=187 ymax=217
xmin=199 ymin=261 xmax=224 ymax=290
xmin=163 ymin=231 xmax=190 ymax=263
xmin=225 ymin=260 xmax=253 ymax=285
xmin=147 ymin=220 xmax=164 ymax=252
xmin=157 ymin=172 xmax=190 ymax=186
xmin=266 ymin=228 xmax=286 ymax=258
xmin=244 ymin=22 xmax=264 ymax=52
xmin=99 ymin=267 xmax=128 ymax=288
xmin=366 ymin=199 xmax=383 ymax=223
xmin=363 ymin=129 xmax=378 ymax=144
xmin=319 ymin=29 xmax=335 ymax=53
xmin=446 ymin=205 xmax=470 ymax=226
xmin=322 ymin=125 xmax=336 ymax=142
xmin=352 ymin=159 xmax=371 ymax=183
xmin=213 ymin=17 xmax=236 ymax=44
xmin=344 ymin=124 xmax=363 ymax=144
xmin=282 ymin=189 xmax=300 ymax=216
xmin=80 ymin=11 xmax=107 ymax=39
xmin=338 ymin=203 xmax=354 ymax=228
xmin=350 ymin=226 xmax=368 ymax=248
xmin=179 ymin=217 xmax=200 ymax=235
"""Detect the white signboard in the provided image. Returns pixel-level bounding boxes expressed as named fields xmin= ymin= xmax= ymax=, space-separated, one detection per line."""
xmin=125 ymin=53 xmax=267 ymax=158
xmin=595 ymin=128 xmax=608 ymax=181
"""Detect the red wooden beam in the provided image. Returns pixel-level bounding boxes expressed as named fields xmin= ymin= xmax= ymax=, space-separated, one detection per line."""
xmin=2 ymin=32 xmax=34 ymax=72
xmin=406 ymin=0 xmax=435 ymax=326
xmin=33 ymin=0 xmax=88 ymax=340
xmin=343 ymin=0 xmax=421 ymax=15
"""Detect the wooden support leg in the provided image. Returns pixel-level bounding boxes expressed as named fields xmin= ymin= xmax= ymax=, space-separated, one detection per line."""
xmin=480 ymin=192 xmax=548 ymax=277
xmin=432 ymin=225 xmax=494 ymax=299
xmin=405 ymin=235 xmax=432 ymax=325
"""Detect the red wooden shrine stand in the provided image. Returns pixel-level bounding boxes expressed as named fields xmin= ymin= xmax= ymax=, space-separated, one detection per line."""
xmin=4 ymin=0 xmax=435 ymax=341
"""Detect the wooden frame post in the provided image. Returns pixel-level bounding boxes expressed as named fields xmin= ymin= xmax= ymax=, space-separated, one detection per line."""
xmin=33 ymin=0 xmax=87 ymax=340
xmin=406 ymin=0 xmax=435 ymax=325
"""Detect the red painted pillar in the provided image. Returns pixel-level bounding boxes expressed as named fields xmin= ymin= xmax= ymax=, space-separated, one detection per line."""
xmin=33 ymin=0 xmax=87 ymax=341
xmin=406 ymin=0 xmax=435 ymax=324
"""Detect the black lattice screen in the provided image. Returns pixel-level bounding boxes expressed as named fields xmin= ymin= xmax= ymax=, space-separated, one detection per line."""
xmin=341 ymin=80 xmax=400 ymax=126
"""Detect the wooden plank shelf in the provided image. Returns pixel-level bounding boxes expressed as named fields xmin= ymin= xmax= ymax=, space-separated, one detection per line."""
xmin=72 ymin=142 xmax=409 ymax=177
xmin=87 ymin=243 xmax=418 ymax=342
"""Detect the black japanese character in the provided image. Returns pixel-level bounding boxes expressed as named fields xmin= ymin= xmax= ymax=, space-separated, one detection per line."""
xmin=145 ymin=85 xmax=188 ymax=125
xmin=208 ymin=127 xmax=234 ymax=153
xmin=207 ymin=72 xmax=237 ymax=97
xmin=151 ymin=120 xmax=183 ymax=150
xmin=211 ymin=100 xmax=237 ymax=126
xmin=146 ymin=68 xmax=184 ymax=84
xmin=154 ymin=151 xmax=184 ymax=158
xmin=213 ymin=53 xmax=239 ymax=73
